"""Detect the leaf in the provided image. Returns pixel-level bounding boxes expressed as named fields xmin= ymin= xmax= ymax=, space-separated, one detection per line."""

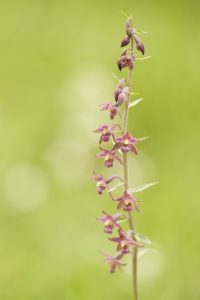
xmin=135 ymin=29 xmax=148 ymax=35
xmin=138 ymin=248 xmax=150 ymax=258
xmin=136 ymin=234 xmax=154 ymax=256
xmin=117 ymin=219 xmax=127 ymax=224
xmin=136 ymin=233 xmax=152 ymax=245
xmin=137 ymin=136 xmax=150 ymax=141
xmin=129 ymin=98 xmax=143 ymax=108
xmin=107 ymin=182 xmax=124 ymax=193
xmin=136 ymin=55 xmax=152 ymax=61
xmin=111 ymin=72 xmax=120 ymax=81
xmin=128 ymin=181 xmax=159 ymax=193
xmin=131 ymin=92 xmax=141 ymax=95
xmin=120 ymin=10 xmax=129 ymax=18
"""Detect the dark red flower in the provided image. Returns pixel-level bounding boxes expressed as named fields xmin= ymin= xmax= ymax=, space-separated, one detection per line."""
xmin=113 ymin=132 xmax=138 ymax=154
xmin=109 ymin=230 xmax=142 ymax=254
xmin=96 ymin=147 xmax=124 ymax=168
xmin=100 ymin=103 xmax=120 ymax=120
xmin=117 ymin=54 xmax=136 ymax=71
xmin=115 ymin=191 xmax=140 ymax=212
xmin=101 ymin=251 xmax=126 ymax=273
xmin=94 ymin=124 xmax=119 ymax=144
xmin=96 ymin=211 xmax=123 ymax=234
xmin=91 ymin=173 xmax=123 ymax=195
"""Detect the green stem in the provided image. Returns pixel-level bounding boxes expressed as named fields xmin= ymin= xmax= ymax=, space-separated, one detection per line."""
xmin=122 ymin=34 xmax=138 ymax=300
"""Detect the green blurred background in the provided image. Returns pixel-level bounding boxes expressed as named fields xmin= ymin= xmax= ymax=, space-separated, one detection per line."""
xmin=0 ymin=0 xmax=200 ymax=299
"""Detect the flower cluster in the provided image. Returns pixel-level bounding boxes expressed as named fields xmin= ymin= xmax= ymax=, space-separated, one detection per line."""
xmin=92 ymin=16 xmax=146 ymax=273
xmin=121 ymin=17 xmax=145 ymax=55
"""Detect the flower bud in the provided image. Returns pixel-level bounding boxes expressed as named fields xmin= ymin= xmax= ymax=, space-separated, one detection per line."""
xmin=117 ymin=92 xmax=127 ymax=106
xmin=120 ymin=36 xmax=130 ymax=47
xmin=136 ymin=42 xmax=145 ymax=55
xmin=114 ymin=87 xmax=122 ymax=101
xmin=126 ymin=18 xmax=133 ymax=38
xmin=134 ymin=35 xmax=145 ymax=55
xmin=115 ymin=87 xmax=129 ymax=106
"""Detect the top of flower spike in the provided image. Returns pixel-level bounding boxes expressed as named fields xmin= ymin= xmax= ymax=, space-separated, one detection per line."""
xmin=120 ymin=16 xmax=145 ymax=55
xmin=126 ymin=17 xmax=135 ymax=38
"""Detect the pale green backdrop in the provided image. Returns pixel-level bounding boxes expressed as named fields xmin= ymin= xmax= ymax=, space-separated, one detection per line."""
xmin=0 ymin=0 xmax=200 ymax=299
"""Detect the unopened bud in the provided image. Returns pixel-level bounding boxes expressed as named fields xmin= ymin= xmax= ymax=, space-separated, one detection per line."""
xmin=126 ymin=18 xmax=133 ymax=38
xmin=136 ymin=42 xmax=145 ymax=55
xmin=114 ymin=87 xmax=122 ymax=101
xmin=134 ymin=35 xmax=145 ymax=55
xmin=120 ymin=36 xmax=130 ymax=47
xmin=114 ymin=79 xmax=126 ymax=101
xmin=117 ymin=92 xmax=127 ymax=106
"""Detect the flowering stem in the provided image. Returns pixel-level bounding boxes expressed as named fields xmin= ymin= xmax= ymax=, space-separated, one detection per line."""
xmin=93 ymin=13 xmax=148 ymax=296
xmin=122 ymin=34 xmax=138 ymax=300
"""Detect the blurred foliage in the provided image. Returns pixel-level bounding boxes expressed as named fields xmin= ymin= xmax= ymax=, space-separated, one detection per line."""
xmin=0 ymin=0 xmax=200 ymax=299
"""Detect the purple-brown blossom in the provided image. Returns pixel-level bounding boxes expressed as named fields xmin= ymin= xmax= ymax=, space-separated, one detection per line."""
xmin=113 ymin=132 xmax=138 ymax=154
xmin=94 ymin=124 xmax=119 ymax=144
xmin=109 ymin=230 xmax=142 ymax=254
xmin=91 ymin=173 xmax=123 ymax=195
xmin=96 ymin=147 xmax=124 ymax=168
xmin=100 ymin=103 xmax=120 ymax=120
xmin=115 ymin=191 xmax=140 ymax=212
xmin=117 ymin=53 xmax=136 ymax=71
xmin=96 ymin=211 xmax=124 ymax=234
xmin=101 ymin=251 xmax=126 ymax=273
